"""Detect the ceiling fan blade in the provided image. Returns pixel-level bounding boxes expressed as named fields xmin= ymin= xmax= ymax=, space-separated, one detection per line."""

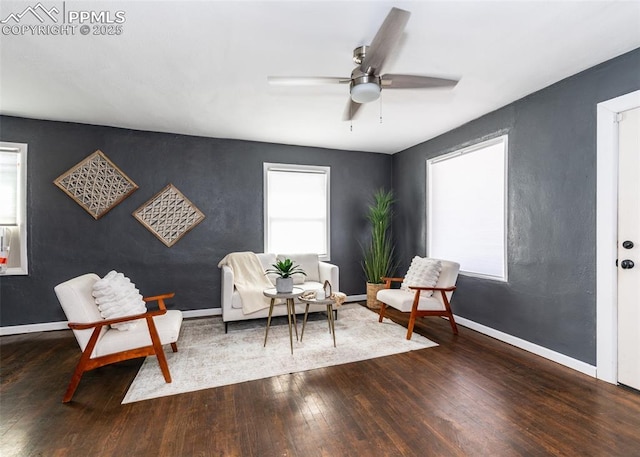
xmin=267 ymin=76 xmax=350 ymax=86
xmin=343 ymin=99 xmax=364 ymax=121
xmin=381 ymin=74 xmax=460 ymax=89
xmin=359 ymin=7 xmax=410 ymax=75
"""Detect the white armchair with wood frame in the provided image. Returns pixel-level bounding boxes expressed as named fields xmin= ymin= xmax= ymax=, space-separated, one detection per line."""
xmin=54 ymin=273 xmax=183 ymax=403
xmin=377 ymin=258 xmax=460 ymax=339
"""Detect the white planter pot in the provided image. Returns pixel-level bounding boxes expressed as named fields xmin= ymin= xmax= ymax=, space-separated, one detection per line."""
xmin=276 ymin=277 xmax=293 ymax=293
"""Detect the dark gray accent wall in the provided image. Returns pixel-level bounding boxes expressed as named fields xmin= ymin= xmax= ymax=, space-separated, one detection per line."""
xmin=392 ymin=48 xmax=640 ymax=365
xmin=0 ymin=117 xmax=391 ymax=326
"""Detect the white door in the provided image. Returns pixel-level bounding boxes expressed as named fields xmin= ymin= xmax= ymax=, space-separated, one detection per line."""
xmin=617 ymin=106 xmax=640 ymax=390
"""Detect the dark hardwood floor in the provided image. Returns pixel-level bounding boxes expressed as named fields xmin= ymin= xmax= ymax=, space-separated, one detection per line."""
xmin=2 ymin=304 xmax=639 ymax=457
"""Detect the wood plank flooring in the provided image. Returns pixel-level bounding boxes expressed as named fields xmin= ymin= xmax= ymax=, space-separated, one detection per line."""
xmin=1 ymin=305 xmax=639 ymax=457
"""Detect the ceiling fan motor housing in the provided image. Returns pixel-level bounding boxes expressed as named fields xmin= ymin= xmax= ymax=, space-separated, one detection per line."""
xmin=353 ymin=45 xmax=369 ymax=65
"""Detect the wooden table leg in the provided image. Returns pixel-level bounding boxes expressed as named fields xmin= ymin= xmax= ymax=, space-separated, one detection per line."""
xmin=291 ymin=299 xmax=299 ymax=341
xmin=286 ymin=298 xmax=294 ymax=354
xmin=263 ymin=298 xmax=276 ymax=347
xmin=327 ymin=304 xmax=336 ymax=347
xmin=301 ymin=303 xmax=310 ymax=341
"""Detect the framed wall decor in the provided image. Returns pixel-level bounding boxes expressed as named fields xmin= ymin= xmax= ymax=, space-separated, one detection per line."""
xmin=133 ymin=184 xmax=205 ymax=247
xmin=53 ymin=150 xmax=138 ymax=219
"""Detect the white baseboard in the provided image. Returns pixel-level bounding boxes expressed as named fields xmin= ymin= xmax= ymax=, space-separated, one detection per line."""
xmin=454 ymin=315 xmax=597 ymax=377
xmin=0 ymin=308 xmax=223 ymax=336
xmin=347 ymin=294 xmax=366 ymax=302
xmin=0 ymin=321 xmax=69 ymax=336
xmin=182 ymin=308 xmax=221 ymax=318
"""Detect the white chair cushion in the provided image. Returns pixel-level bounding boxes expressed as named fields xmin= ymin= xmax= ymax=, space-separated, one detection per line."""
xmin=297 ymin=280 xmax=323 ymax=294
xmin=400 ymin=257 xmax=442 ymax=297
xmin=257 ymin=253 xmax=278 ymax=285
xmin=54 ymin=273 xmax=106 ymax=352
xmin=377 ymin=288 xmax=446 ymax=313
xmin=230 ymin=280 xmax=323 ymax=309
xmin=277 ymin=253 xmax=320 ymax=282
xmin=93 ymin=310 xmax=183 ymax=358
xmin=55 ymin=273 xmax=103 ymax=324
xmin=92 ymin=271 xmax=147 ymax=331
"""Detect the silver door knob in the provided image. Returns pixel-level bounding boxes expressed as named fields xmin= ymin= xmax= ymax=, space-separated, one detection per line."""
xmin=621 ymin=259 xmax=635 ymax=269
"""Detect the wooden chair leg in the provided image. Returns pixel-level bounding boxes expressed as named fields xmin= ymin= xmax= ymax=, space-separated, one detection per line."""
xmin=147 ymin=317 xmax=172 ymax=383
xmin=406 ymin=311 xmax=417 ymax=340
xmin=441 ymin=291 xmax=459 ymax=335
xmin=155 ymin=347 xmax=172 ymax=383
xmin=62 ymin=360 xmax=87 ymax=403
xmin=378 ymin=303 xmax=387 ymax=322
xmin=171 ymin=342 xmax=178 ymax=352
xmin=447 ymin=312 xmax=459 ymax=335
xmin=406 ymin=291 xmax=422 ymax=340
xmin=63 ymin=325 xmax=102 ymax=403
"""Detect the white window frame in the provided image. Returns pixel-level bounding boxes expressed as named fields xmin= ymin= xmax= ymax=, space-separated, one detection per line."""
xmin=263 ymin=163 xmax=331 ymax=260
xmin=0 ymin=141 xmax=28 ymax=276
xmin=426 ymin=135 xmax=508 ymax=281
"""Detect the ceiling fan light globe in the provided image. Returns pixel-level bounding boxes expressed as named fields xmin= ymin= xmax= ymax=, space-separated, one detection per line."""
xmin=350 ymin=82 xmax=381 ymax=103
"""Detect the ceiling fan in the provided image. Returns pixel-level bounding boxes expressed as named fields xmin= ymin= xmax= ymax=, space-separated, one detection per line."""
xmin=267 ymin=7 xmax=460 ymax=121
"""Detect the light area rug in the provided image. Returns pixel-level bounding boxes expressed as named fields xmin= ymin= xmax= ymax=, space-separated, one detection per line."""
xmin=122 ymin=304 xmax=437 ymax=403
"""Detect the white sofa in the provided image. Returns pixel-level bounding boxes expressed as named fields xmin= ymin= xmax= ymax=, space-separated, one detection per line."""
xmin=220 ymin=253 xmax=339 ymax=332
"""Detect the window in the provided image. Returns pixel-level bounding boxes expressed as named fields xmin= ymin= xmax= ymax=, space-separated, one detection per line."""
xmin=264 ymin=163 xmax=330 ymax=259
xmin=427 ymin=135 xmax=507 ymax=281
xmin=0 ymin=142 xmax=28 ymax=275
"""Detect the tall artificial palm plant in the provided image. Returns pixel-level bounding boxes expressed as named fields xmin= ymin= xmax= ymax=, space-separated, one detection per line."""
xmin=362 ymin=189 xmax=396 ymax=308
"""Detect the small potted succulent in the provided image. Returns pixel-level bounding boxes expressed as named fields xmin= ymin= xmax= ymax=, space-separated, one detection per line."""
xmin=265 ymin=258 xmax=306 ymax=293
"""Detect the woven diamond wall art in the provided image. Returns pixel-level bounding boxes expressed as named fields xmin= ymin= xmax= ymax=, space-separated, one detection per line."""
xmin=53 ymin=150 xmax=139 ymax=219
xmin=133 ymin=184 xmax=205 ymax=247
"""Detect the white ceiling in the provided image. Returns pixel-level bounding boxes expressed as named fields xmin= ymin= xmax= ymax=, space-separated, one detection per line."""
xmin=1 ymin=1 xmax=639 ymax=154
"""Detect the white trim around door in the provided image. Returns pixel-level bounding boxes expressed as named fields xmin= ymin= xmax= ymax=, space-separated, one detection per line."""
xmin=596 ymin=90 xmax=640 ymax=384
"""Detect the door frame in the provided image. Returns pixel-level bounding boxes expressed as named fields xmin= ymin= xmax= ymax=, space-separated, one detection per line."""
xmin=596 ymin=90 xmax=640 ymax=384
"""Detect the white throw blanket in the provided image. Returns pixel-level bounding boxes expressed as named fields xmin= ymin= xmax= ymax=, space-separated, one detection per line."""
xmin=218 ymin=252 xmax=273 ymax=314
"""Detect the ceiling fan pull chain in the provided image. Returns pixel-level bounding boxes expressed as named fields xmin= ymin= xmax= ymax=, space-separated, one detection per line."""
xmin=379 ymin=93 xmax=383 ymax=124
xmin=350 ymin=103 xmax=353 ymax=131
